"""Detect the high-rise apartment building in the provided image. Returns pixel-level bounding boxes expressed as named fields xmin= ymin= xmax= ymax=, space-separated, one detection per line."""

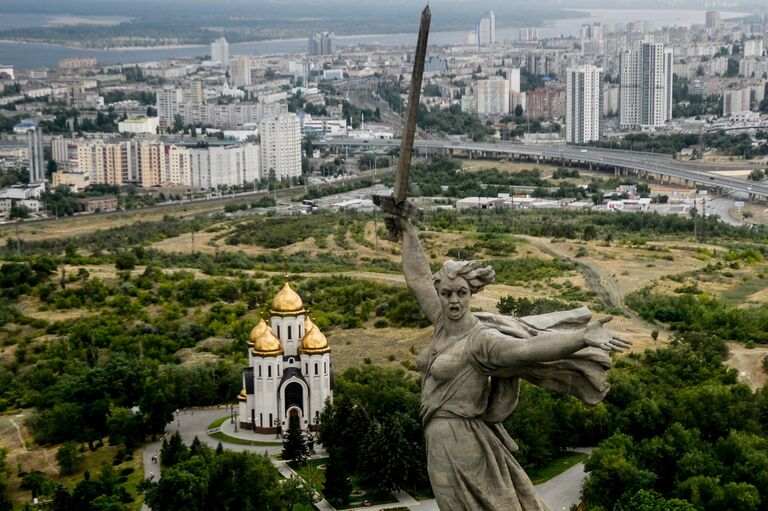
xmin=260 ymin=113 xmax=302 ymax=180
xmin=26 ymin=126 xmax=45 ymax=183
xmin=580 ymin=23 xmax=605 ymax=55
xmin=476 ymin=11 xmax=495 ymax=46
xmin=507 ymin=67 xmax=521 ymax=93
xmin=211 ymin=38 xmax=230 ymax=65
xmin=566 ymin=65 xmax=603 ymax=144
xmin=526 ymin=86 xmax=566 ymax=120
xmin=518 ymin=27 xmax=539 ymax=42
xmin=705 ymin=11 xmax=721 ymax=30
xmin=308 ymin=32 xmax=336 ymax=55
xmin=230 ymin=56 xmax=252 ymax=88
xmin=157 ymin=86 xmax=183 ymax=130
xmin=475 ymin=77 xmax=510 ymax=116
xmin=620 ymin=42 xmax=673 ymax=129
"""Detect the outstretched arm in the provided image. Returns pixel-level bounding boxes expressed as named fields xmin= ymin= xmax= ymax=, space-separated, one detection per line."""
xmin=476 ymin=317 xmax=632 ymax=369
xmin=390 ymin=216 xmax=441 ymax=324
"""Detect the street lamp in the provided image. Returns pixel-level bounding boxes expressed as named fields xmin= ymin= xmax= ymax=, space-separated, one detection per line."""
xmin=233 ymin=409 xmax=239 ymax=432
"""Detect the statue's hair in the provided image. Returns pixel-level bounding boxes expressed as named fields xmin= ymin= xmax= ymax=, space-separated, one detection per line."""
xmin=433 ymin=260 xmax=496 ymax=294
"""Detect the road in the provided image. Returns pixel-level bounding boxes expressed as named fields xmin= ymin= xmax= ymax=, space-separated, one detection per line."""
xmin=320 ymin=138 xmax=768 ymax=199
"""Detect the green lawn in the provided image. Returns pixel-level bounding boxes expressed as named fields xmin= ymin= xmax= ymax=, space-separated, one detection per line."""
xmin=528 ymin=451 xmax=588 ymax=484
xmin=207 ymin=416 xmax=229 ymax=429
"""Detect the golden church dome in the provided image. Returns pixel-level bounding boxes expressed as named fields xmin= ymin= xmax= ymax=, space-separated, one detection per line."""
xmin=237 ymin=387 xmax=247 ymax=401
xmin=247 ymin=319 xmax=269 ymax=347
xmin=271 ymin=282 xmax=305 ymax=315
xmin=300 ymin=316 xmax=330 ymax=354
xmin=252 ymin=326 xmax=283 ymax=357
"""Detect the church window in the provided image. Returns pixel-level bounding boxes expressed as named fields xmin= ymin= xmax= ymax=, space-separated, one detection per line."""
xmin=277 ymin=366 xmax=281 ymax=376
xmin=260 ymin=413 xmax=263 ymax=427
xmin=324 ymin=362 xmax=327 ymax=374
xmin=288 ymin=325 xmax=292 ymax=339
xmin=277 ymin=325 xmax=281 ymax=338
xmin=299 ymin=324 xmax=302 ymax=337
xmin=314 ymin=363 xmax=318 ymax=375
xmin=305 ymin=363 xmax=308 ymax=373
xmin=268 ymin=365 xmax=272 ymax=378
xmin=258 ymin=366 xmax=262 ymax=377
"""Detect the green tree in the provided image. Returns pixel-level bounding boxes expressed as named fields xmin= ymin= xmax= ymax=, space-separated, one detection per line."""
xmin=281 ymin=415 xmax=308 ymax=464
xmin=160 ymin=431 xmax=188 ymax=467
xmin=323 ymin=449 xmax=352 ymax=506
xmin=56 ymin=441 xmax=84 ymax=475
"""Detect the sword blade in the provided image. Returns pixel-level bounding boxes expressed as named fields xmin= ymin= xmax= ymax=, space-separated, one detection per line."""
xmin=393 ymin=5 xmax=431 ymax=204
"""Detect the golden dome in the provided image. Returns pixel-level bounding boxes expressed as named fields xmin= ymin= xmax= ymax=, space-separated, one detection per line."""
xmin=237 ymin=388 xmax=247 ymax=401
xmin=300 ymin=316 xmax=330 ymax=354
xmin=252 ymin=326 xmax=283 ymax=357
xmin=271 ymin=282 xmax=305 ymax=314
xmin=247 ymin=319 xmax=269 ymax=346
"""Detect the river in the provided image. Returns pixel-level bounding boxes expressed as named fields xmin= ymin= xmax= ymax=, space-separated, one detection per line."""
xmin=0 ymin=9 xmax=749 ymax=70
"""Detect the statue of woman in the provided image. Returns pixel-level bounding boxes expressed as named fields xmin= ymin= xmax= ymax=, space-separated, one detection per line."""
xmin=391 ymin=216 xmax=631 ymax=510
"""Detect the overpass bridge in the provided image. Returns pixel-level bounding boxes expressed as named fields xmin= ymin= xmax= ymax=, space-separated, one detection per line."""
xmin=319 ymin=138 xmax=768 ymax=200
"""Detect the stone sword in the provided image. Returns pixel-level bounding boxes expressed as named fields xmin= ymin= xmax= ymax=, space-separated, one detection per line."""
xmin=373 ymin=5 xmax=431 ymax=240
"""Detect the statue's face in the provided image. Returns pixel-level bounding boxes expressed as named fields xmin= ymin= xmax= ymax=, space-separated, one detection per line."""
xmin=437 ymin=277 xmax=471 ymax=321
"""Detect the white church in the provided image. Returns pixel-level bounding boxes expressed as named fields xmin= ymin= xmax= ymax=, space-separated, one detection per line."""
xmin=237 ymin=282 xmax=333 ymax=433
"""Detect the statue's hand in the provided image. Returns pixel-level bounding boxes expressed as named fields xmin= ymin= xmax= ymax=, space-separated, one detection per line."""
xmin=583 ymin=316 xmax=633 ymax=352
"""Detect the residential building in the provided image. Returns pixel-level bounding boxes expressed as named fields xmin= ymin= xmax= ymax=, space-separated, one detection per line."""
xmin=580 ymin=23 xmax=605 ymax=55
xmin=566 ymin=65 xmax=603 ymax=144
xmin=475 ymin=77 xmax=509 ymax=116
xmin=308 ymin=32 xmax=336 ymax=55
xmin=211 ymin=38 xmax=230 ymax=65
xmin=518 ymin=27 xmax=539 ymax=42
xmin=157 ymin=86 xmax=182 ymax=130
xmin=526 ymin=86 xmax=566 ymax=120
xmin=26 ymin=126 xmax=45 ymax=184
xmin=476 ymin=11 xmax=495 ymax=46
xmin=620 ymin=42 xmax=673 ymax=129
xmin=260 ymin=113 xmax=302 ymax=180
xmin=230 ymin=56 xmax=252 ymax=88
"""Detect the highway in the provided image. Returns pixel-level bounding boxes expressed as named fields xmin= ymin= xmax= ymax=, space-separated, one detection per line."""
xmin=319 ymin=138 xmax=768 ymax=199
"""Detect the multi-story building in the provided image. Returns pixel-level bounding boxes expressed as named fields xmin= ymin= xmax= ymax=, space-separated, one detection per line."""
xmin=620 ymin=42 xmax=673 ymax=129
xmin=474 ymin=77 xmax=510 ymax=116
xmin=308 ymin=32 xmax=336 ymax=55
xmin=581 ymin=23 xmax=605 ymax=55
xmin=157 ymin=86 xmax=182 ymax=130
xmin=259 ymin=113 xmax=302 ymax=180
xmin=26 ymin=126 xmax=45 ymax=184
xmin=189 ymin=144 xmax=260 ymax=189
xmin=476 ymin=11 xmax=495 ymax=47
xmin=705 ymin=11 xmax=721 ymax=31
xmin=566 ymin=65 xmax=603 ymax=144
xmin=211 ymin=38 xmax=230 ymax=65
xmin=507 ymin=67 xmax=521 ymax=93
xmin=518 ymin=27 xmax=538 ymax=42
xmin=526 ymin=86 xmax=566 ymax=120
xmin=230 ymin=56 xmax=252 ymax=88
xmin=743 ymin=38 xmax=764 ymax=58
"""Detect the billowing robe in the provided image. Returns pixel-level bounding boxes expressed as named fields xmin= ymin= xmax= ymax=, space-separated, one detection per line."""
xmin=419 ymin=308 xmax=611 ymax=511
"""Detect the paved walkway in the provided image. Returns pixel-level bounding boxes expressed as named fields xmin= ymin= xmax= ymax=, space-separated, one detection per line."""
xmin=140 ymin=408 xmax=591 ymax=511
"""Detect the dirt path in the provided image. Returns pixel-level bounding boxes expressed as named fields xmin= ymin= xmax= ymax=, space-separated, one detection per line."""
xmin=519 ymin=236 xmax=622 ymax=308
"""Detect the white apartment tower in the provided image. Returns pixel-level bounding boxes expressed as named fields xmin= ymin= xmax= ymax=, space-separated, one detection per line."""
xmin=476 ymin=11 xmax=495 ymax=46
xmin=156 ymin=86 xmax=182 ymax=130
xmin=238 ymin=283 xmax=332 ymax=433
xmin=620 ymin=42 xmax=673 ymax=129
xmin=26 ymin=126 xmax=45 ymax=183
xmin=566 ymin=65 xmax=603 ymax=144
xmin=211 ymin=37 xmax=230 ymax=65
xmin=260 ymin=113 xmax=302 ymax=180
xmin=230 ymin=56 xmax=252 ymax=88
xmin=475 ymin=77 xmax=510 ymax=116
